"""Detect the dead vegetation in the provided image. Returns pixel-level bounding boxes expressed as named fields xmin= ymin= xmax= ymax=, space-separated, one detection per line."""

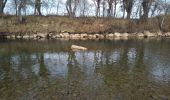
xmin=0 ymin=15 xmax=170 ymax=34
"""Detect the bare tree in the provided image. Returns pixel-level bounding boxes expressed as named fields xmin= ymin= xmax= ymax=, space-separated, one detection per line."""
xmin=102 ymin=0 xmax=106 ymax=17
xmin=141 ymin=0 xmax=153 ymax=20
xmin=151 ymin=1 xmax=159 ymax=17
xmin=106 ymin=0 xmax=113 ymax=17
xmin=113 ymin=0 xmax=118 ymax=17
xmin=11 ymin=0 xmax=19 ymax=16
xmin=66 ymin=0 xmax=79 ymax=17
xmin=34 ymin=0 xmax=41 ymax=15
xmin=133 ymin=0 xmax=142 ymax=18
xmin=93 ymin=0 xmax=101 ymax=17
xmin=159 ymin=0 xmax=170 ymax=30
xmin=123 ymin=0 xmax=134 ymax=19
xmin=78 ymin=0 xmax=89 ymax=17
xmin=56 ymin=0 xmax=61 ymax=15
xmin=0 ymin=0 xmax=7 ymax=15
xmin=17 ymin=0 xmax=29 ymax=22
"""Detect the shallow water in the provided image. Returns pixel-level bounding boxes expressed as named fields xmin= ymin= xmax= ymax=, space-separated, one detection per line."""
xmin=0 ymin=38 xmax=170 ymax=100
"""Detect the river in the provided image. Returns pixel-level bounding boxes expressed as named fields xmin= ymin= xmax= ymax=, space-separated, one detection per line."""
xmin=0 ymin=38 xmax=170 ymax=100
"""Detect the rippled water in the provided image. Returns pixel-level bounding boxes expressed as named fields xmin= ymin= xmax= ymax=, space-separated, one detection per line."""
xmin=0 ymin=38 xmax=170 ymax=100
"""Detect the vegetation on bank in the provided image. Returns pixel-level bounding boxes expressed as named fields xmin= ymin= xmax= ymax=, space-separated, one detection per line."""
xmin=0 ymin=15 xmax=170 ymax=35
xmin=0 ymin=0 xmax=170 ymax=35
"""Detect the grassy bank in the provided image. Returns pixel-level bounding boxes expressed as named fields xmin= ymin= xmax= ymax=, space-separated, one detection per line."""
xmin=0 ymin=15 xmax=170 ymax=35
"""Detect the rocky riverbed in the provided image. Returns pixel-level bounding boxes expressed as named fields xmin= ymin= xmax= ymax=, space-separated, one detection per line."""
xmin=1 ymin=31 xmax=170 ymax=40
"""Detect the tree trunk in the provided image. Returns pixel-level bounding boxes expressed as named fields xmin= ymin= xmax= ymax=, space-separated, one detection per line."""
xmin=14 ymin=0 xmax=18 ymax=16
xmin=66 ymin=0 xmax=76 ymax=17
xmin=57 ymin=1 xmax=60 ymax=15
xmin=0 ymin=0 xmax=7 ymax=15
xmin=127 ymin=12 xmax=131 ymax=19
xmin=96 ymin=0 xmax=101 ymax=17
xmin=35 ymin=0 xmax=42 ymax=15
xmin=18 ymin=5 xmax=23 ymax=23
xmin=122 ymin=9 xmax=125 ymax=19
xmin=107 ymin=0 xmax=113 ymax=17
xmin=113 ymin=0 xmax=117 ymax=17
xmin=141 ymin=0 xmax=152 ymax=20
xmin=0 ymin=7 xmax=4 ymax=15
xmin=96 ymin=6 xmax=99 ymax=17
xmin=107 ymin=5 xmax=112 ymax=17
xmin=123 ymin=0 xmax=133 ymax=19
xmin=15 ymin=9 xmax=17 ymax=16
xmin=102 ymin=1 xmax=106 ymax=17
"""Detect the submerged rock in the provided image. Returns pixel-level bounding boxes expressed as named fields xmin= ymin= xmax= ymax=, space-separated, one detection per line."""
xmin=71 ymin=45 xmax=87 ymax=51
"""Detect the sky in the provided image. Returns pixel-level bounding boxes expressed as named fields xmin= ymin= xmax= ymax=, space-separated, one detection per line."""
xmin=4 ymin=0 xmax=170 ymax=17
xmin=4 ymin=0 xmax=124 ymax=17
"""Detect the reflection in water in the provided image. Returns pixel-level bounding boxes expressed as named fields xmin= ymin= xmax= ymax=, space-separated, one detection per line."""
xmin=0 ymin=39 xmax=170 ymax=100
xmin=44 ymin=53 xmax=68 ymax=78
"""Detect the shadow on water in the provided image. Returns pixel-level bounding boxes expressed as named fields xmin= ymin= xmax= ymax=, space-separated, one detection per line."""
xmin=0 ymin=38 xmax=170 ymax=100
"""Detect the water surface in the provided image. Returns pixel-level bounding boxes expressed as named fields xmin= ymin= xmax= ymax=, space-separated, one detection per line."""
xmin=0 ymin=38 xmax=170 ymax=100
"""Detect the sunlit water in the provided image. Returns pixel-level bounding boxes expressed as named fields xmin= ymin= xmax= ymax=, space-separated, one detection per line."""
xmin=0 ymin=38 xmax=170 ymax=100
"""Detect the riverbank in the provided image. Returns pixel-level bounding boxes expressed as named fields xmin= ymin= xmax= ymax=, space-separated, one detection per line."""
xmin=1 ymin=31 xmax=170 ymax=40
xmin=0 ymin=15 xmax=170 ymax=40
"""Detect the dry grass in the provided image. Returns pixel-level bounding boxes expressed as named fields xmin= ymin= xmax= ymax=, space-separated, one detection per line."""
xmin=0 ymin=15 xmax=170 ymax=34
